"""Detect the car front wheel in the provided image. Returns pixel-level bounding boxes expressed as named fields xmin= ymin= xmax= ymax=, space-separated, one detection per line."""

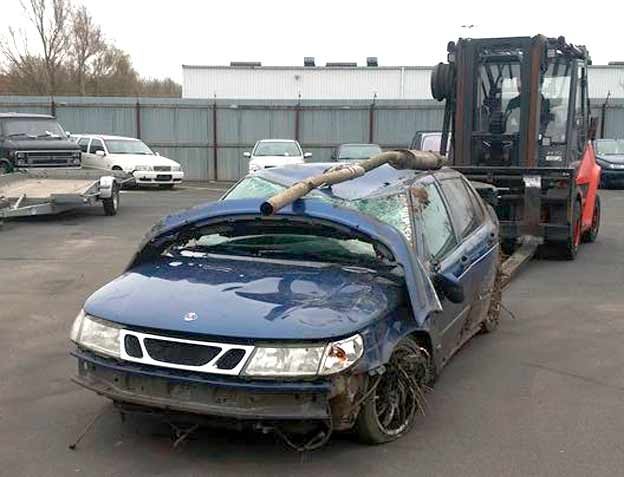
xmin=355 ymin=336 xmax=432 ymax=444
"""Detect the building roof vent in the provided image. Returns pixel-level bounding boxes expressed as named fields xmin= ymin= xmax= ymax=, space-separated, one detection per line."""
xmin=304 ymin=57 xmax=315 ymax=67
xmin=230 ymin=61 xmax=262 ymax=67
xmin=325 ymin=62 xmax=357 ymax=67
xmin=366 ymin=57 xmax=379 ymax=67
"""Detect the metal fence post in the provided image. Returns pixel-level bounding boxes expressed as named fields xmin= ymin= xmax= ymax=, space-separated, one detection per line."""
xmin=295 ymin=92 xmax=302 ymax=141
xmin=368 ymin=93 xmax=377 ymax=143
xmin=212 ymin=97 xmax=218 ymax=181
xmin=135 ymin=100 xmax=141 ymax=139
xmin=50 ymin=97 xmax=56 ymax=117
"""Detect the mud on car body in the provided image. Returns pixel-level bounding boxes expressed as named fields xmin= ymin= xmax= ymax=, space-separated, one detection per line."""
xmin=70 ymin=163 xmax=499 ymax=445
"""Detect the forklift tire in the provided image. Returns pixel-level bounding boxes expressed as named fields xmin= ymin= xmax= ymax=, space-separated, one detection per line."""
xmin=102 ymin=186 xmax=120 ymax=216
xmin=582 ymin=195 xmax=601 ymax=243
xmin=561 ymin=198 xmax=582 ymax=260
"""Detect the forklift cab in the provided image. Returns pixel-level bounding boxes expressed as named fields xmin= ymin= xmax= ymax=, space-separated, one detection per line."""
xmin=431 ymin=35 xmax=601 ymax=259
xmin=433 ymin=35 xmax=592 ymax=169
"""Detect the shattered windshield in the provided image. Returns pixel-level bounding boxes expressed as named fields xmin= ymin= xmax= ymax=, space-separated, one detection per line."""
xmin=224 ymin=176 xmax=412 ymax=242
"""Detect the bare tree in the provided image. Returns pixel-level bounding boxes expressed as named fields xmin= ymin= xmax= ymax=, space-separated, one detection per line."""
xmin=70 ymin=5 xmax=104 ymax=95
xmin=1 ymin=0 xmax=72 ymax=95
xmin=1 ymin=0 xmax=181 ymax=97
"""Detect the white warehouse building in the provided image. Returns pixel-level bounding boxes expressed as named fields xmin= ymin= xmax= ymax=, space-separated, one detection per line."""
xmin=182 ymin=63 xmax=624 ymax=100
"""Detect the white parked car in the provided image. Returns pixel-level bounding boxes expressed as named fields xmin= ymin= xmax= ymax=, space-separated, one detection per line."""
xmin=244 ymin=139 xmax=311 ymax=173
xmin=73 ymin=134 xmax=184 ymax=188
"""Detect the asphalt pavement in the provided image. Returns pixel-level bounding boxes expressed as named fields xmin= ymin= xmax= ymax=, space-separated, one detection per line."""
xmin=1 ymin=185 xmax=624 ymax=477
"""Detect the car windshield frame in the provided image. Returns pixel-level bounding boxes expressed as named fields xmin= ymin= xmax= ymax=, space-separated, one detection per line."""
xmin=1 ymin=118 xmax=67 ymax=139
xmin=253 ymin=141 xmax=302 ymax=157
xmin=337 ymin=144 xmax=382 ymax=160
xmin=104 ymin=139 xmax=153 ymax=155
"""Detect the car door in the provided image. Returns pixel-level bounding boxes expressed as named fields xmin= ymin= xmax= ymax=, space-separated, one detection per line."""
xmin=76 ymin=137 xmax=93 ymax=167
xmin=411 ymin=177 xmax=467 ymax=363
xmin=87 ymin=138 xmax=111 ymax=170
xmin=437 ymin=174 xmax=498 ymax=342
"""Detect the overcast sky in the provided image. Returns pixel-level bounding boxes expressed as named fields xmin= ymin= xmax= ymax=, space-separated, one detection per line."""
xmin=3 ymin=0 xmax=621 ymax=82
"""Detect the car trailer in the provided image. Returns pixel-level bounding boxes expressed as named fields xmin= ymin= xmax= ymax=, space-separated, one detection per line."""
xmin=0 ymin=168 xmax=130 ymax=225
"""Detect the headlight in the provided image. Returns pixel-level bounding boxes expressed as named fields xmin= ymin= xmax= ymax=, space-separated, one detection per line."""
xmin=72 ymin=158 xmax=81 ymax=165
xmin=15 ymin=152 xmax=25 ymax=159
xmin=319 ymin=334 xmax=364 ymax=375
xmin=134 ymin=165 xmax=154 ymax=171
xmin=70 ymin=310 xmax=122 ymax=358
xmin=243 ymin=334 xmax=363 ymax=377
xmin=172 ymin=164 xmax=182 ymax=172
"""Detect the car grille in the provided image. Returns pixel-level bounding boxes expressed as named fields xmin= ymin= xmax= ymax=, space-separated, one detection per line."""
xmin=153 ymin=165 xmax=171 ymax=172
xmin=120 ymin=330 xmax=254 ymax=375
xmin=23 ymin=150 xmax=76 ymax=167
xmin=144 ymin=338 xmax=221 ymax=366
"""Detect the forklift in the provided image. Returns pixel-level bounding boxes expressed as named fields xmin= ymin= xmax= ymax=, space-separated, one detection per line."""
xmin=431 ymin=35 xmax=602 ymax=259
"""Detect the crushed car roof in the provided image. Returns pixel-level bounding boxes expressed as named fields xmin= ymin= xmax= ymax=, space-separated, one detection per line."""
xmin=256 ymin=163 xmax=431 ymax=201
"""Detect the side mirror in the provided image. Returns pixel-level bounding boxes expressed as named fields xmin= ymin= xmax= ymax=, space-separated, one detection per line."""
xmin=155 ymin=151 xmax=160 ymax=156
xmin=65 ymin=131 xmax=71 ymax=137
xmin=95 ymin=150 xmax=105 ymax=157
xmin=433 ymin=272 xmax=464 ymax=304
xmin=243 ymin=152 xmax=251 ymax=158
xmin=304 ymin=152 xmax=312 ymax=158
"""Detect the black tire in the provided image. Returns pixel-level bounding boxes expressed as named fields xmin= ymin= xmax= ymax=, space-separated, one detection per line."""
xmin=355 ymin=337 xmax=432 ymax=445
xmin=159 ymin=184 xmax=174 ymax=190
xmin=582 ymin=195 xmax=600 ymax=243
xmin=102 ymin=186 xmax=120 ymax=216
xmin=561 ymin=198 xmax=582 ymax=260
xmin=0 ymin=161 xmax=11 ymax=175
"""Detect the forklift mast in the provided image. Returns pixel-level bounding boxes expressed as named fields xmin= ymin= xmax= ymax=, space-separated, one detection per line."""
xmin=431 ymin=35 xmax=601 ymax=259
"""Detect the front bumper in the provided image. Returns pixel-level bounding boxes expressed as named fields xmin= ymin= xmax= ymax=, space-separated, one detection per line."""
xmin=132 ymin=170 xmax=184 ymax=185
xmin=72 ymin=350 xmax=337 ymax=421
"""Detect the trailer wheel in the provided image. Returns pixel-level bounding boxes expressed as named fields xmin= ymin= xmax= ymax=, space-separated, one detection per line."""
xmin=355 ymin=337 xmax=431 ymax=444
xmin=561 ymin=198 xmax=582 ymax=260
xmin=102 ymin=185 xmax=120 ymax=216
xmin=582 ymin=195 xmax=601 ymax=243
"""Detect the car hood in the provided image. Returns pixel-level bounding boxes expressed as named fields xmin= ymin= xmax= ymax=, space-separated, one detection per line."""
xmin=250 ymin=156 xmax=304 ymax=167
xmin=597 ymin=154 xmax=624 ymax=164
xmin=84 ymin=256 xmax=403 ymax=341
xmin=108 ymin=154 xmax=179 ymax=166
xmin=2 ymin=138 xmax=80 ymax=151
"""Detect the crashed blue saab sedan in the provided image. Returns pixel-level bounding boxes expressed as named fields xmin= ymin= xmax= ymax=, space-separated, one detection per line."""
xmin=70 ymin=160 xmax=499 ymax=445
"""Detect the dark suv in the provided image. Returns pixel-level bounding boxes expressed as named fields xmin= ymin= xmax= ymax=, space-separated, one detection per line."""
xmin=0 ymin=113 xmax=81 ymax=174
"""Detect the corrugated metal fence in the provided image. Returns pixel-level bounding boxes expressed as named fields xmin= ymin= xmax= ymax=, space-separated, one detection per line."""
xmin=0 ymin=96 xmax=622 ymax=181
